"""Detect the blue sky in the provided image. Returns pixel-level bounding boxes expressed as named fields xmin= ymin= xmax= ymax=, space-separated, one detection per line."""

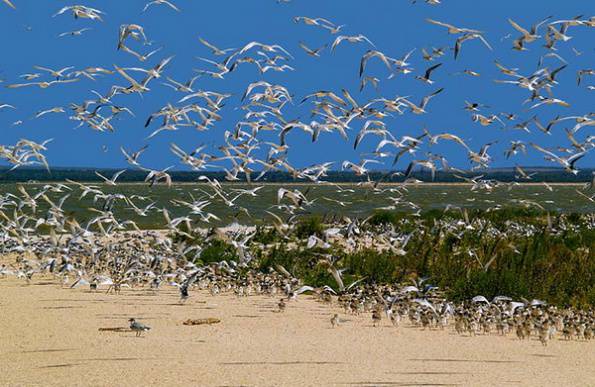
xmin=0 ymin=0 xmax=593 ymax=171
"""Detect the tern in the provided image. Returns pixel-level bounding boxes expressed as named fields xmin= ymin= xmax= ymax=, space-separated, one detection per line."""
xmin=415 ymin=63 xmax=442 ymax=84
xmin=95 ymin=170 xmax=126 ymax=186
xmin=299 ymin=41 xmax=327 ymax=57
xmin=425 ymin=18 xmax=482 ymax=34
xmin=2 ymin=0 xmax=15 ymax=9
xmin=58 ymin=28 xmax=92 ymax=38
xmin=331 ymin=34 xmax=375 ymax=52
xmin=128 ymin=318 xmax=151 ymax=336
xmin=198 ymin=37 xmax=236 ymax=56
xmin=143 ymin=0 xmax=179 ymax=12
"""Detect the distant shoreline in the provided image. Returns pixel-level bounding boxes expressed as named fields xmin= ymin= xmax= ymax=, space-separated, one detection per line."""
xmin=2 ymin=181 xmax=587 ymax=186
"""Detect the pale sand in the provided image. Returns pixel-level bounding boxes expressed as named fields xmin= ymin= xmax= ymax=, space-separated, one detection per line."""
xmin=1 ymin=277 xmax=593 ymax=387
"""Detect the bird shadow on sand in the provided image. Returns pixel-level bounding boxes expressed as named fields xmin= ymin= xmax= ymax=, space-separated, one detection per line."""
xmin=407 ymin=358 xmax=518 ymax=364
xmin=41 ymin=298 xmax=93 ymax=302
xmin=340 ymin=383 xmax=459 ymax=386
xmin=80 ymin=356 xmax=168 ymax=361
xmin=388 ymin=371 xmax=470 ymax=375
xmin=38 ymin=363 xmax=84 ymax=369
xmin=220 ymin=361 xmax=346 ymax=366
xmin=20 ymin=348 xmax=77 ymax=354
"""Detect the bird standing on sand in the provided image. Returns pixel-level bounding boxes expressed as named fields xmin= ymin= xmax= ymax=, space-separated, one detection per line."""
xmin=278 ymin=298 xmax=286 ymax=312
xmin=372 ymin=308 xmax=382 ymax=327
xmin=129 ymin=318 xmax=151 ymax=336
xmin=331 ymin=313 xmax=340 ymax=327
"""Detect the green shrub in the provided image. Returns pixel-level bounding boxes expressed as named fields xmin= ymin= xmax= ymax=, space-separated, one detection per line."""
xmin=295 ymin=215 xmax=324 ymax=238
xmin=251 ymin=210 xmax=594 ymax=308
xmin=197 ymin=239 xmax=237 ymax=264
xmin=367 ymin=210 xmax=401 ymax=226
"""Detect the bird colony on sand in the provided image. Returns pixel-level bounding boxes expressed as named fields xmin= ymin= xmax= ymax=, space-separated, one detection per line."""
xmin=0 ymin=1 xmax=594 ymax=342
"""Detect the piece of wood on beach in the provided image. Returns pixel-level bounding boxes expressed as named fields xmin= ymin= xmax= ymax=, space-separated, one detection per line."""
xmin=98 ymin=327 xmax=131 ymax=332
xmin=182 ymin=318 xmax=221 ymax=326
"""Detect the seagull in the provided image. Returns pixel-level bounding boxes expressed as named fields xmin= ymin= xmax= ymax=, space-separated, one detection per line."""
xmin=33 ymin=65 xmax=74 ymax=79
xmin=425 ymin=18 xmax=482 ymax=34
xmin=128 ymin=318 xmax=151 ymax=336
xmin=2 ymin=0 xmax=15 ymax=9
xmin=402 ymin=87 xmax=444 ymax=114
xmin=405 ymin=159 xmax=437 ymax=181
xmin=415 ymin=63 xmax=442 ymax=84
xmin=494 ymin=60 xmax=519 ymax=76
xmin=454 ymin=33 xmax=492 ymax=59
xmin=121 ymin=145 xmax=148 ymax=167
xmin=198 ymin=37 xmax=235 ymax=56
xmin=509 ymin=16 xmax=551 ymax=43
xmin=95 ymin=170 xmax=126 ymax=186
xmin=163 ymin=75 xmax=200 ymax=93
xmin=529 ymin=96 xmax=570 ymax=110
xmin=53 ymin=5 xmax=104 ymax=21
xmin=6 ymin=79 xmax=79 ymax=89
xmin=238 ymin=41 xmax=293 ymax=59
xmin=179 ymin=270 xmax=201 ymax=302
xmin=294 ymin=16 xmax=344 ymax=34
xmin=504 ymin=141 xmax=527 ymax=159
xmin=331 ymin=314 xmax=340 ymax=327
xmin=360 ymin=76 xmax=380 ymax=92
xmin=299 ymin=41 xmax=327 ymax=57
xmin=331 ymin=34 xmax=375 ymax=52
xmin=35 ymin=107 xmax=65 ymax=118
xmin=143 ymin=167 xmax=173 ymax=187
xmin=143 ymin=0 xmax=179 ymax=12
xmin=529 ymin=143 xmax=588 ymax=175
xmin=342 ymin=159 xmax=381 ymax=175
xmin=577 ymin=69 xmax=594 ymax=86
xmin=359 ymin=50 xmax=393 ymax=78
xmin=58 ymin=28 xmax=92 ymax=38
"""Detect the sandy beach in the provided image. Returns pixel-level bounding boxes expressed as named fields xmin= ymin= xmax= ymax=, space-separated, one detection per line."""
xmin=1 ymin=276 xmax=593 ymax=387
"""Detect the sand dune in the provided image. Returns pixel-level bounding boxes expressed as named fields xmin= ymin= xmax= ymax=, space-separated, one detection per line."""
xmin=0 ymin=277 xmax=593 ymax=386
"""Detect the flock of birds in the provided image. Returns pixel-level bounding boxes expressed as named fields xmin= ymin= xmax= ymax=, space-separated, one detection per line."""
xmin=0 ymin=1 xmax=594 ymax=343
xmin=1 ymin=220 xmax=594 ymax=344
xmin=0 ymin=1 xmax=593 ymax=182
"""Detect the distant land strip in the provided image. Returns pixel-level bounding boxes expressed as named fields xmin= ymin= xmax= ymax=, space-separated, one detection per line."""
xmin=0 ymin=166 xmax=593 ymax=184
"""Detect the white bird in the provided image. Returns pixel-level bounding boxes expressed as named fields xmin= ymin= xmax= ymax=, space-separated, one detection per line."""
xmin=425 ymin=18 xmax=482 ymax=34
xmin=0 ymin=103 xmax=15 ymax=110
xmin=2 ymin=0 xmax=16 ymax=9
xmin=530 ymin=143 xmax=588 ymax=175
xmin=58 ymin=28 xmax=92 ymax=38
xmin=454 ymin=33 xmax=492 ymax=59
xmin=95 ymin=170 xmax=126 ymax=186
xmin=299 ymin=41 xmax=327 ymax=57
xmin=342 ymin=159 xmax=380 ymax=175
xmin=331 ymin=34 xmax=375 ymax=52
xmin=143 ymin=0 xmax=180 ymax=12
xmin=6 ymin=78 xmax=79 ymax=89
xmin=53 ymin=5 xmax=104 ymax=21
xmin=402 ymin=88 xmax=444 ymax=114
xmin=198 ymin=37 xmax=235 ymax=56
xmin=359 ymin=50 xmax=393 ymax=77
xmin=35 ymin=107 xmax=65 ymax=118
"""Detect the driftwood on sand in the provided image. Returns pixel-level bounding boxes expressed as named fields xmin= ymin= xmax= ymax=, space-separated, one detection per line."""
xmin=182 ymin=318 xmax=221 ymax=326
xmin=98 ymin=327 xmax=131 ymax=332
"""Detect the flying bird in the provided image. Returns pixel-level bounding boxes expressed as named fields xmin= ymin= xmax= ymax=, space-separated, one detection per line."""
xmin=2 ymin=0 xmax=16 ymax=9
xmin=143 ymin=0 xmax=180 ymax=12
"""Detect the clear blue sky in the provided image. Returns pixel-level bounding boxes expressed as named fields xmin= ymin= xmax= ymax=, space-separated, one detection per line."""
xmin=0 ymin=0 xmax=593 ymax=171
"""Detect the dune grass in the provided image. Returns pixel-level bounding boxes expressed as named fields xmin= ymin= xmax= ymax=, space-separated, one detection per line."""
xmin=261 ymin=210 xmax=594 ymax=307
xmin=174 ymin=209 xmax=594 ymax=307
